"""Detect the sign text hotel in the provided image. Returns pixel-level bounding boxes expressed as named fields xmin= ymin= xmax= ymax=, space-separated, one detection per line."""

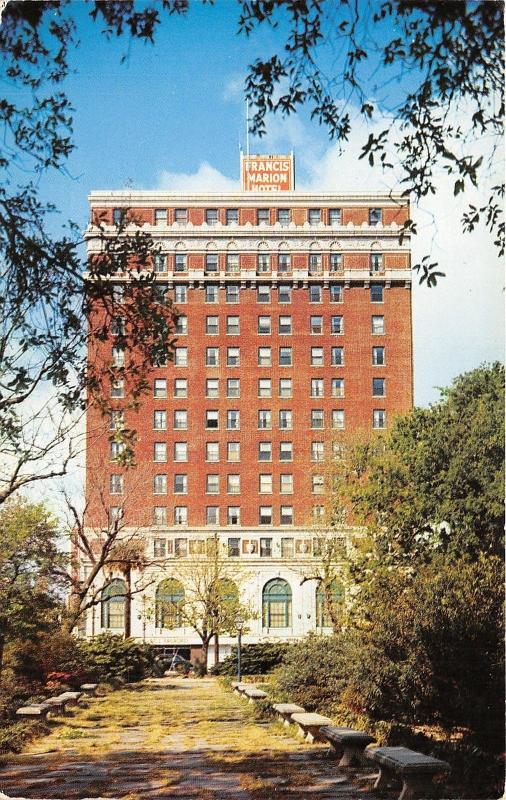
xmin=241 ymin=154 xmax=295 ymax=191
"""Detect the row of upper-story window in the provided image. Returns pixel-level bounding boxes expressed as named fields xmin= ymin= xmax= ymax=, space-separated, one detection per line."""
xmin=110 ymin=472 xmax=333 ymax=495
xmin=149 ymin=252 xmax=385 ymax=275
xmin=171 ymin=313 xmax=385 ymax=336
xmin=150 ymin=535 xmax=345 ymax=559
xmin=109 ymin=503 xmax=323 ymax=528
xmin=113 ymin=282 xmax=385 ymax=305
xmin=109 ymin=423 xmax=386 ymax=464
xmin=111 ymin=206 xmax=387 ymax=228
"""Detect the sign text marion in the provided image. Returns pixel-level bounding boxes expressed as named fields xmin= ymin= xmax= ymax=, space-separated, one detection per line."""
xmin=241 ymin=155 xmax=294 ymax=191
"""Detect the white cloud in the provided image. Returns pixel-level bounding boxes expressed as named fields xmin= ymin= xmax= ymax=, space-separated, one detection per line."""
xmin=155 ymin=162 xmax=239 ymax=192
xmin=223 ymin=74 xmax=245 ymax=102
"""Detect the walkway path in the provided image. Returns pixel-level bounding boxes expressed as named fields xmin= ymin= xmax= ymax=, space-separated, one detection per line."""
xmin=0 ymin=677 xmax=378 ymax=799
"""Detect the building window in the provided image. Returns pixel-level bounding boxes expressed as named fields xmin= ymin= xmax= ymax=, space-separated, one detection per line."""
xmin=279 ymin=409 xmax=293 ymax=429
xmin=174 ymin=442 xmax=188 ymax=462
xmin=227 ymin=442 xmax=240 ymax=462
xmin=257 ymin=253 xmax=271 ymax=273
xmin=153 ymin=508 xmax=167 ymax=526
xmin=153 ymin=253 xmax=167 ymax=274
xmin=174 ymin=507 xmax=188 ymax=526
xmin=280 ymin=441 xmax=293 ymax=462
xmin=262 ymin=579 xmax=292 ymax=628
xmin=331 ymin=378 xmax=345 ymax=397
xmin=228 ymin=506 xmax=240 ymax=525
xmin=110 ymin=441 xmax=125 ymax=460
xmin=175 ymin=315 xmax=188 ymax=335
xmin=373 ymin=377 xmax=385 ymax=396
xmin=279 ymin=378 xmax=292 ymax=398
xmin=206 ymin=410 xmax=219 ymax=429
xmin=258 ymin=315 xmax=271 ymax=334
xmin=330 ymin=284 xmax=343 ymax=302
xmin=228 ymin=537 xmax=240 ymax=557
xmin=174 ymin=347 xmax=188 ymax=366
xmin=111 ymin=316 xmax=125 ymax=336
xmin=226 ymin=208 xmax=238 ymax=225
xmin=257 ymin=208 xmax=270 ymax=224
xmin=311 ymin=347 xmax=324 ymax=366
xmin=280 ymin=506 xmax=293 ymax=525
xmin=110 ymin=410 xmax=124 ymax=430
xmin=332 ymin=409 xmax=345 ymax=430
xmin=373 ymin=409 xmax=386 ymax=429
xmin=101 ymin=579 xmax=126 ymax=629
xmin=226 ymin=253 xmax=240 ymax=274
xmin=112 ymin=208 xmax=124 ymax=227
xmin=206 ymin=506 xmax=219 ymax=525
xmin=112 ymin=284 xmax=124 ymax=303
xmin=206 ymin=474 xmax=219 ymax=494
xmin=227 ymin=347 xmax=240 ymax=366
xmin=227 ymin=315 xmax=240 ymax=334
xmin=111 ymin=379 xmax=124 ymax=398
xmin=156 ymin=579 xmax=184 ymax=628
xmin=278 ymin=253 xmax=291 ymax=273
xmin=174 ymin=378 xmax=188 ymax=398
xmin=174 ymin=253 xmax=187 ymax=273
xmin=205 ymin=284 xmax=219 ymax=303
xmin=206 ymin=315 xmax=219 ymax=334
xmin=277 ymin=208 xmax=290 ymax=225
xmin=312 ymin=475 xmax=324 ymax=494
xmin=205 ymin=253 xmax=219 ymax=274
xmin=257 ymin=285 xmax=271 ymax=303
xmin=309 ymin=285 xmax=322 ymax=303
xmin=227 ymin=410 xmax=240 ymax=430
xmin=174 ymin=285 xmax=187 ymax=304
xmin=153 ymin=410 xmax=167 ymax=430
xmin=175 ymin=537 xmax=188 ymax=556
xmin=258 ymin=379 xmax=272 ymax=398
xmin=370 ymin=253 xmax=384 ymax=273
xmin=310 ymin=315 xmax=323 ymax=334
xmin=109 ymin=506 xmax=123 ymax=524
xmin=329 ymin=208 xmax=342 ymax=226
xmin=206 ymin=209 xmax=218 ymax=225
xmin=316 ymin=580 xmax=344 ymax=628
xmin=154 ymin=378 xmax=167 ymax=398
xmin=311 ymin=441 xmax=324 ymax=462
xmin=154 ymin=442 xmax=167 ymax=462
xmin=331 ymin=315 xmax=343 ymax=334
xmin=259 ymin=441 xmax=272 ymax=461
xmin=206 ymin=378 xmax=219 ymax=398
xmin=330 ymin=254 xmax=343 ymax=274
xmin=371 ymin=284 xmax=384 ymax=303
xmin=226 ymin=284 xmax=240 ymax=303
xmin=153 ymin=474 xmax=167 ymax=494
xmin=331 ymin=347 xmax=344 ymax=366
xmin=308 ymin=208 xmax=321 ymax=225
xmin=175 ymin=208 xmax=188 ymax=224
xmin=109 ymin=474 xmax=123 ymax=494
xmin=206 ymin=442 xmax=219 ymax=462
xmin=174 ymin=474 xmax=188 ymax=494
xmin=313 ymin=505 xmax=325 ymax=520
xmin=309 ymin=253 xmax=322 ymax=273
xmin=279 ymin=347 xmax=292 ymax=366
xmin=311 ymin=378 xmax=324 ymax=397
xmin=206 ymin=347 xmax=219 ymax=367
xmin=278 ymin=315 xmax=292 ymax=334
xmin=258 ymin=410 xmax=272 ymax=430
xmin=258 ymin=347 xmax=272 ymax=366
xmin=311 ymin=409 xmax=324 ymax=429
xmin=259 ymin=508 xmax=273 ymax=526
xmin=174 ymin=410 xmax=187 ymax=429
xmin=280 ymin=474 xmax=293 ymax=494
xmin=278 ymin=284 xmax=292 ymax=303
xmin=369 ymin=208 xmax=382 ymax=226
xmin=227 ymin=474 xmax=240 ymax=494
xmin=227 ymin=378 xmax=240 ymax=398
xmin=281 ymin=538 xmax=294 ymax=558
xmin=372 ymin=346 xmax=385 ymax=366
xmin=259 ymin=474 xmax=272 ymax=494
xmin=372 ymin=315 xmax=385 ymax=334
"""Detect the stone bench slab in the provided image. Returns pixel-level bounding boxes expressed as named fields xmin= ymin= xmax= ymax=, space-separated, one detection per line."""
xmin=365 ymin=746 xmax=450 ymax=800
xmin=16 ymin=705 xmax=50 ymax=718
xmin=80 ymin=683 xmax=98 ymax=694
xmin=291 ymin=712 xmax=333 ymax=743
xmin=243 ymin=688 xmax=267 ymax=701
xmin=233 ymin=683 xmax=250 ymax=694
xmin=272 ymin=703 xmax=305 ymax=725
xmin=320 ymin=725 xmax=376 ymax=767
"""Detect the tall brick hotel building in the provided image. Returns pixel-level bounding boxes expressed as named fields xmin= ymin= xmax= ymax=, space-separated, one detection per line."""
xmin=82 ymin=155 xmax=413 ymax=662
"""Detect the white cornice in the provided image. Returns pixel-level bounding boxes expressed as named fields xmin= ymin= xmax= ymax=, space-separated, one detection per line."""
xmin=88 ymin=190 xmax=409 ymax=207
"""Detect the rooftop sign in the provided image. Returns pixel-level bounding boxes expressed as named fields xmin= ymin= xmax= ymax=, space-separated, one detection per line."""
xmin=241 ymin=153 xmax=294 ymax=191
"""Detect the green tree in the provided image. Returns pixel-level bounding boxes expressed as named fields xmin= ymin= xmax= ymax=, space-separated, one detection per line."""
xmin=0 ymin=497 xmax=66 ymax=680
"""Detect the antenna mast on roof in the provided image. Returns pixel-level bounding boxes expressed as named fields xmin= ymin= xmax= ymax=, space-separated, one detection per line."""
xmin=246 ymin=99 xmax=250 ymax=156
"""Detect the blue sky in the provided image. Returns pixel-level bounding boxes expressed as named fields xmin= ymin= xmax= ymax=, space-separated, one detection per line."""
xmin=34 ymin=1 xmax=504 ymax=407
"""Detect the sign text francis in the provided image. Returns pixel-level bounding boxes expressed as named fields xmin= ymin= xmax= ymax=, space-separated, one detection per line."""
xmin=241 ymin=154 xmax=295 ymax=191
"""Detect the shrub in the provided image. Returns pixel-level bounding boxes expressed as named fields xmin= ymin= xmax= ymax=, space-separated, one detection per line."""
xmin=272 ymin=634 xmax=347 ymax=712
xmin=211 ymin=642 xmax=292 ymax=676
xmin=81 ymin=633 xmax=161 ymax=683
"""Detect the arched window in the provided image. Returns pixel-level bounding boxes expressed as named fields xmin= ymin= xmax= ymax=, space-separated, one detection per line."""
xmin=101 ymin=579 xmax=126 ymax=630
xmin=156 ymin=579 xmax=184 ymax=629
xmin=262 ymin=578 xmax=292 ymax=628
xmin=216 ymin=578 xmax=239 ymax=604
xmin=316 ymin=580 xmax=344 ymax=628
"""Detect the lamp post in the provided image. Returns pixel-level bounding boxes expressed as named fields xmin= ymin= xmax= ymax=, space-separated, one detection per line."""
xmin=235 ymin=613 xmax=244 ymax=684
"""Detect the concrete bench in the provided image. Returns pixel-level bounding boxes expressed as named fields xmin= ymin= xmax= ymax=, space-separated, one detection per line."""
xmin=365 ymin=746 xmax=450 ymax=800
xmin=57 ymin=691 xmax=83 ymax=706
xmin=320 ymin=725 xmax=376 ymax=767
xmin=290 ymin=712 xmax=333 ymax=743
xmin=272 ymin=703 xmax=305 ymax=726
xmin=16 ymin=704 xmax=51 ymax=719
xmin=242 ymin=687 xmax=268 ymax=703
xmin=232 ymin=682 xmax=250 ymax=694
xmin=80 ymin=683 xmax=98 ymax=695
xmin=40 ymin=698 xmax=67 ymax=714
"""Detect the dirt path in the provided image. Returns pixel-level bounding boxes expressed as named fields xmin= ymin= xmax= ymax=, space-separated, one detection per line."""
xmin=0 ymin=677 xmax=377 ymax=799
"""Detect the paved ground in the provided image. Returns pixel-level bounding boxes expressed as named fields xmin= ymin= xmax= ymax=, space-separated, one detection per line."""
xmin=0 ymin=677 xmax=382 ymax=799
